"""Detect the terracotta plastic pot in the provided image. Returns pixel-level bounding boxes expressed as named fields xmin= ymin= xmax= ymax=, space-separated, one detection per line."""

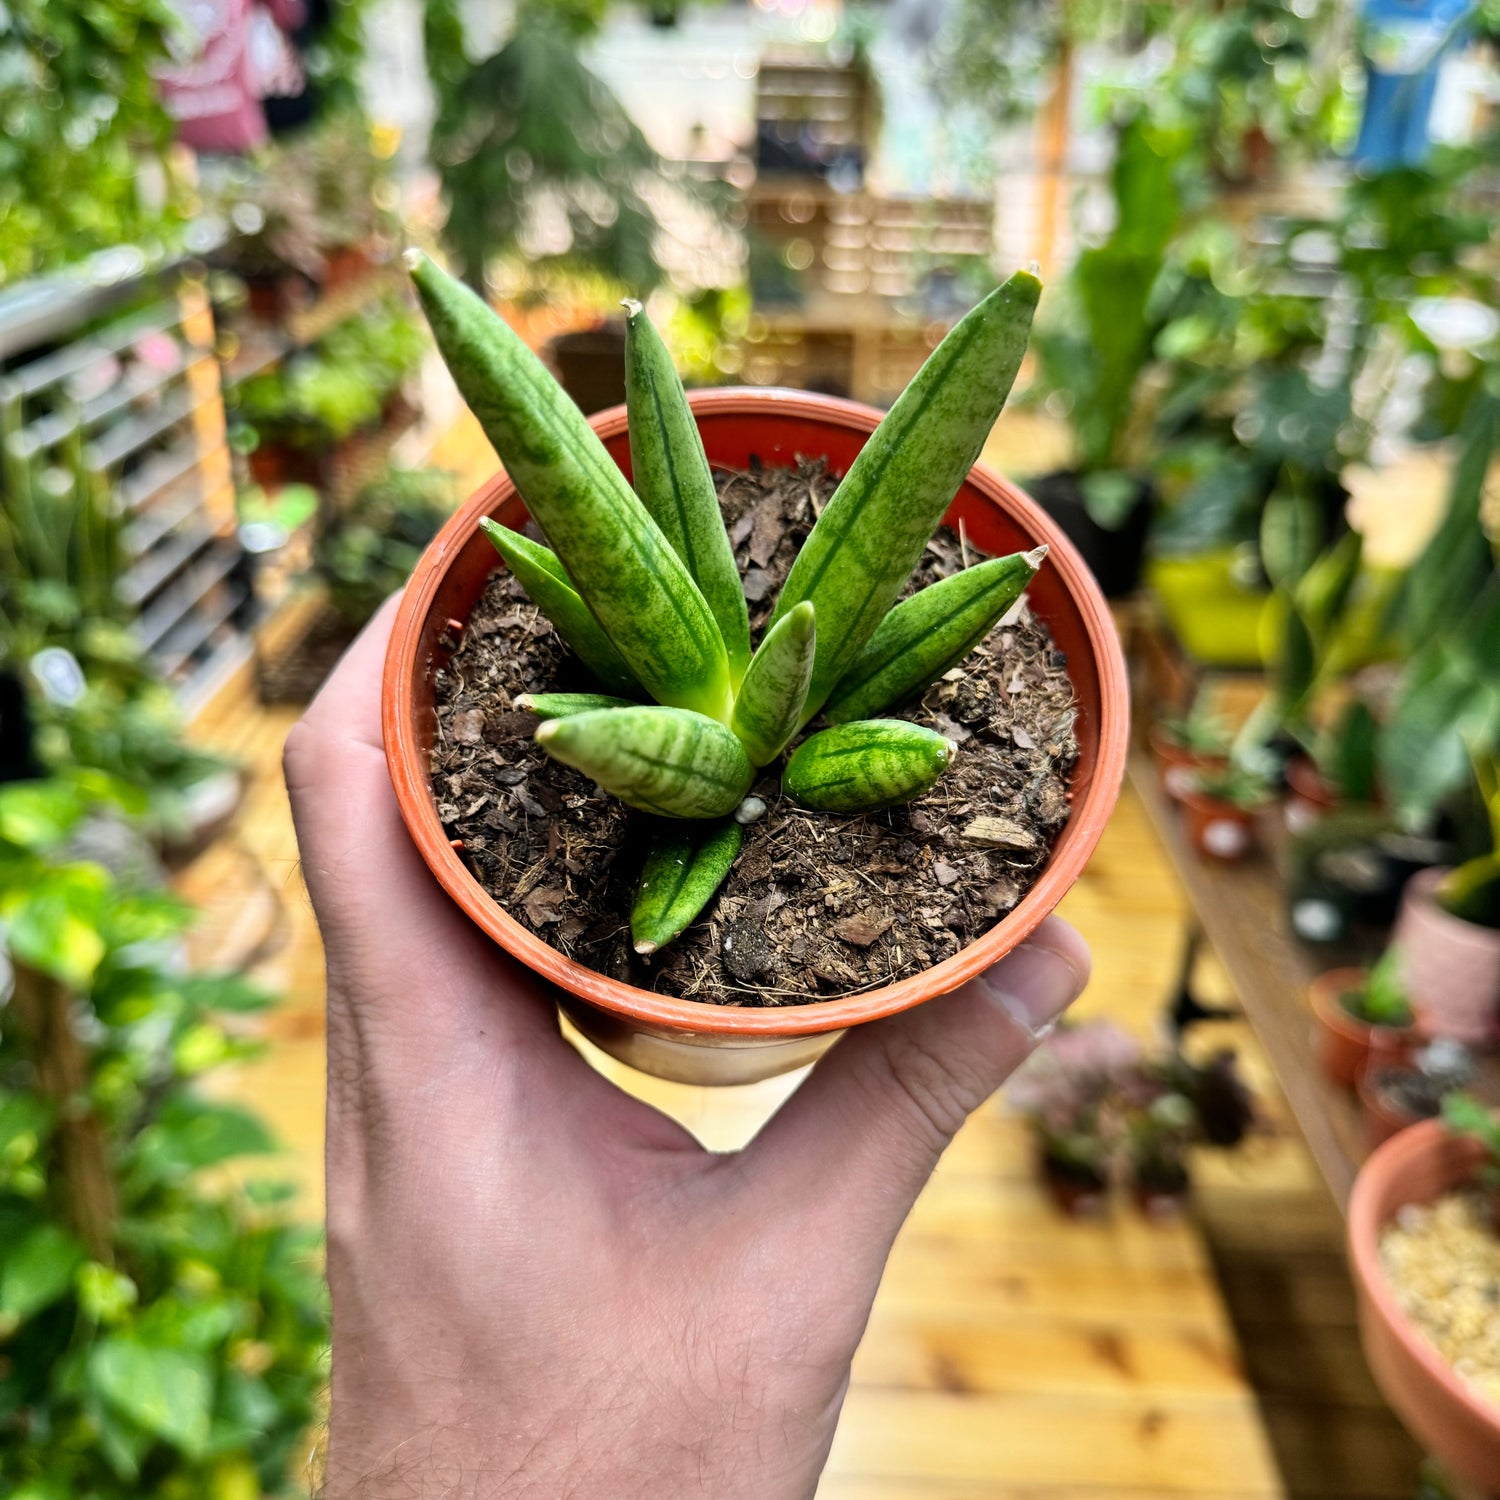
xmin=1146 ymin=724 xmax=1227 ymax=803
xmin=1357 ymin=1066 xmax=1432 ymax=1152
xmin=383 ymin=389 xmax=1129 ymax=1085
xmin=1308 ymin=967 xmax=1418 ymax=1090
xmin=1394 ymin=867 xmax=1500 ymax=1048
xmin=1284 ymin=754 xmax=1340 ymax=835
xmin=1179 ymin=790 xmax=1258 ymax=863
xmin=1348 ymin=1120 xmax=1500 ymax=1492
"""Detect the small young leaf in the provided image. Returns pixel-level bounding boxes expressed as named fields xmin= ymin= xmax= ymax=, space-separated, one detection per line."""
xmin=730 ymin=602 xmax=816 ymax=766
xmin=823 ymin=548 xmax=1043 ymax=723
xmin=783 ymin=721 xmax=955 ymax=812
xmin=536 ymin=706 xmax=754 ymax=818
xmin=516 ymin=692 xmax=638 ymax=720
xmin=408 ymin=252 xmax=733 ymax=720
xmin=768 ymin=267 xmax=1041 ymax=720
xmin=480 ymin=519 xmax=641 ymax=697
xmin=631 ymin=820 xmax=744 ymax=955
xmin=624 ymin=299 xmax=751 ymax=685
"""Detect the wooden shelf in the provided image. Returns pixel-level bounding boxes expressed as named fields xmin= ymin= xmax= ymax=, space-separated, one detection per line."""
xmin=1130 ymin=751 xmax=1500 ymax=1212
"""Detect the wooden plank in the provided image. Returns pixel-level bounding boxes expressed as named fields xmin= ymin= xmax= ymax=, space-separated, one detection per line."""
xmin=1257 ymin=1403 xmax=1422 ymax=1499
xmin=824 ymin=1390 xmax=1282 ymax=1493
xmin=851 ymin=1308 xmax=1246 ymax=1399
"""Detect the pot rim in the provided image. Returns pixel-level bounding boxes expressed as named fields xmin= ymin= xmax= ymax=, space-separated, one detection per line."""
xmin=1347 ymin=1118 xmax=1500 ymax=1434
xmin=1308 ymin=967 xmax=1417 ymax=1043
xmin=1404 ymin=864 xmax=1500 ymax=945
xmin=382 ymin=386 xmax=1129 ymax=1037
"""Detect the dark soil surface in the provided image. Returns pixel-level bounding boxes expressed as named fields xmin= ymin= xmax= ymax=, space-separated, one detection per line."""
xmin=431 ymin=458 xmax=1079 ymax=1005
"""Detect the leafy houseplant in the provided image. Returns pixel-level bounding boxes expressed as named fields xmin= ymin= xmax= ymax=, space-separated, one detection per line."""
xmin=0 ymin=775 xmax=327 ymax=1497
xmin=1308 ymin=949 xmax=1417 ymax=1090
xmin=1148 ymin=693 xmax=1230 ymax=800
xmin=407 ymin=251 xmax=1047 ymax=957
xmin=1178 ymin=762 xmax=1271 ymax=863
xmin=1394 ymin=754 xmax=1500 ymax=1046
xmin=314 ymin=465 xmax=458 ymax=626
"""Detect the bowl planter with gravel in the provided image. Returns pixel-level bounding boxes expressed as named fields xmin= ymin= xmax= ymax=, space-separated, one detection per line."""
xmin=1349 ymin=1103 xmax=1500 ymax=1492
xmin=383 ymin=254 xmax=1128 ymax=1084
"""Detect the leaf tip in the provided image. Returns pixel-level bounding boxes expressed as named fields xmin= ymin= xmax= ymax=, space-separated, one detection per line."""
xmin=534 ymin=718 xmax=561 ymax=747
xmin=402 ymin=246 xmax=425 ymax=274
xmin=633 ymin=938 xmax=659 ymax=956
xmin=515 ymin=694 xmax=537 ymax=713
xmin=1022 ymin=543 xmax=1049 ymax=570
xmin=621 ymin=297 xmax=643 ymax=319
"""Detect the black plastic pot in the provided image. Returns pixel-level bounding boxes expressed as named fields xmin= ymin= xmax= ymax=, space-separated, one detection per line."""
xmin=1025 ymin=470 xmax=1153 ymax=599
xmin=0 ymin=668 xmax=41 ymax=783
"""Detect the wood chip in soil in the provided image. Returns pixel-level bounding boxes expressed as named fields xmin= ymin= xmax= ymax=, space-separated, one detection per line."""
xmin=431 ymin=457 xmax=1079 ymax=1006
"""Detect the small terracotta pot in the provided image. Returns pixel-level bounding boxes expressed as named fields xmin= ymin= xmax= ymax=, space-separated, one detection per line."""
xmin=1284 ymin=754 xmax=1340 ymax=835
xmin=322 ymin=243 xmax=374 ymax=293
xmin=1348 ymin=1120 xmax=1500 ymax=1492
xmin=1179 ymin=790 xmax=1258 ymax=862
xmin=1357 ymin=1066 xmax=1432 ymax=1153
xmin=383 ymin=389 xmax=1130 ymax=1084
xmin=1308 ymin=967 xmax=1418 ymax=1090
xmin=1147 ymin=724 xmax=1227 ymax=802
xmin=1394 ymin=867 xmax=1500 ymax=1047
xmin=1039 ymin=1148 xmax=1109 ymax=1219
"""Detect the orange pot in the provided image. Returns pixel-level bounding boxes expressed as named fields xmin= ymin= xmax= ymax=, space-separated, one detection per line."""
xmin=1179 ymin=789 xmax=1258 ymax=862
xmin=1283 ymin=754 xmax=1340 ymax=835
xmin=1308 ymin=967 xmax=1418 ymax=1090
xmin=382 ymin=389 xmax=1129 ymax=1084
xmin=1348 ymin=1120 xmax=1500 ymax=1492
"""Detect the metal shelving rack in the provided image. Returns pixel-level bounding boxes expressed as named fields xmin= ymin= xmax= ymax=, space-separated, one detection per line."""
xmin=0 ymin=255 xmax=251 ymax=704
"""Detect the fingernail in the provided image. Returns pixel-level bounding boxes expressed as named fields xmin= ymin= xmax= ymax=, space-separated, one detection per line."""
xmin=979 ymin=941 xmax=1086 ymax=1043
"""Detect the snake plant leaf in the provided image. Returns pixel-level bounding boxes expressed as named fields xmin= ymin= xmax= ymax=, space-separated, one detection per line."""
xmin=823 ymin=547 xmax=1045 ymax=724
xmin=730 ymin=602 xmax=816 ymax=766
xmin=631 ymin=820 xmax=744 ymax=955
xmin=479 ymin=519 xmax=640 ymax=697
xmin=624 ymin=299 xmax=751 ymax=686
xmin=535 ymin=706 xmax=754 ymax=819
xmin=515 ymin=692 xmax=638 ymax=719
xmin=408 ymin=251 xmax=733 ymax=721
xmin=768 ymin=266 xmax=1041 ymax=721
xmin=783 ymin=720 xmax=955 ymax=813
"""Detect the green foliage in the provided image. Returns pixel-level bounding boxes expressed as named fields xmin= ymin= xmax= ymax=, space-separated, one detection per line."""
xmin=0 ymin=781 xmax=326 ymax=1496
xmin=0 ymin=0 xmax=188 ymax=286
xmin=236 ymin=295 xmax=426 ymax=447
xmin=1029 ymin=113 xmax=1187 ymax=493
xmin=1381 ymin=382 xmax=1500 ymax=829
xmin=414 ymin=259 xmax=1042 ymax=950
xmin=1435 ymin=756 xmax=1500 ymax=931
xmin=631 ymin=821 xmax=744 ymax=956
xmin=1188 ymin=762 xmax=1271 ymax=810
xmin=315 ymin=465 xmax=458 ymax=624
xmin=1341 ymin=946 xmax=1414 ymax=1028
xmin=1441 ymin=1091 xmax=1500 ymax=1196
xmin=427 ymin=11 xmax=669 ymax=289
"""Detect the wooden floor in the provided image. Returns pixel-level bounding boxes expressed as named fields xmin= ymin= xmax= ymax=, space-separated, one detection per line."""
xmin=170 ymin=403 xmax=1433 ymax=1497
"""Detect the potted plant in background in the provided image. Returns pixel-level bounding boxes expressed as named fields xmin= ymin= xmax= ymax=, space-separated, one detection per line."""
xmin=1124 ymin=1084 xmax=1198 ymax=1219
xmin=1147 ymin=692 xmax=1230 ymax=801
xmin=1349 ymin=1096 xmax=1500 ymax=1492
xmin=1359 ymin=1039 xmax=1475 ymax=1151
xmin=1309 ymin=947 xmax=1418 ymax=1090
xmin=1178 ymin=762 xmax=1272 ymax=862
xmin=1024 ymin=113 xmax=1186 ymax=597
xmin=384 ymin=252 xmax=1129 ymax=1084
xmin=1394 ymin=754 xmax=1500 ymax=1047
xmin=1008 ymin=1021 xmax=1143 ymax=1218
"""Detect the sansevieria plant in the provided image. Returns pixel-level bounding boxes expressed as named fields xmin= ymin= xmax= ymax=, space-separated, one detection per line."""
xmin=406 ymin=250 xmax=1046 ymax=956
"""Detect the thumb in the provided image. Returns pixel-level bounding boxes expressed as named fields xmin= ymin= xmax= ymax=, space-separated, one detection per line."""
xmin=747 ymin=918 xmax=1089 ymax=1242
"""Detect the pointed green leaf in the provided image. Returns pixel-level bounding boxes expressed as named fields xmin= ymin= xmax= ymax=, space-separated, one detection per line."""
xmin=631 ymin=820 xmax=744 ymax=955
xmin=768 ymin=267 xmax=1041 ymax=720
xmin=480 ymin=519 xmax=641 ymax=697
xmin=783 ymin=720 xmax=955 ymax=812
xmin=824 ymin=547 xmax=1043 ymax=724
xmin=89 ymin=1336 xmax=212 ymax=1457
xmin=408 ymin=252 xmax=732 ymax=719
xmin=730 ymin=602 xmax=816 ymax=766
xmin=516 ymin=692 xmax=638 ymax=719
xmin=535 ymin=706 xmax=753 ymax=818
xmin=624 ymin=299 xmax=751 ymax=685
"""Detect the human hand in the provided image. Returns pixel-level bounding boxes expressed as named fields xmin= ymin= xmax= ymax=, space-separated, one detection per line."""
xmin=285 ymin=598 xmax=1090 ymax=1500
